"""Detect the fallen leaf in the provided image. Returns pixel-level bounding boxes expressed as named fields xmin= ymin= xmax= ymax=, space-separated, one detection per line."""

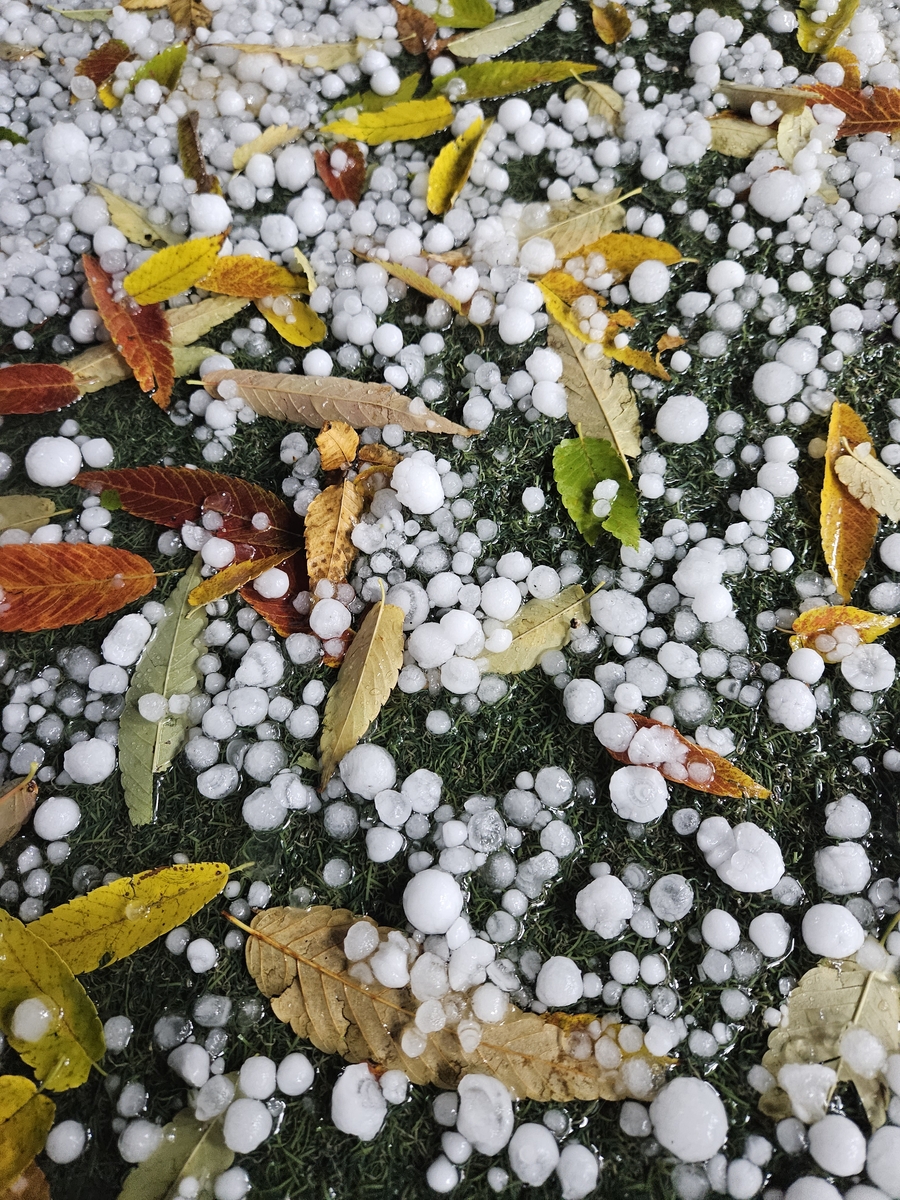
xmin=255 ymin=296 xmax=327 ymax=347
xmin=790 ymin=604 xmax=900 ymax=652
xmin=0 ymin=128 xmax=27 ymax=146
xmin=776 ymin=105 xmax=816 ymax=166
xmin=0 ymin=909 xmax=105 ymax=1091
xmin=83 ymin=254 xmax=175 ymax=408
xmin=188 ymin=548 xmax=297 ymax=607
xmin=592 ymin=0 xmax=631 ymax=44
xmin=356 ymin=254 xmax=470 ymax=318
xmin=392 ymin=0 xmax=438 ymax=54
xmin=232 ymin=123 xmax=300 ymax=171
xmin=548 ymin=322 xmax=640 ymax=464
xmin=0 ymin=364 xmax=80 ymax=415
xmin=553 ymin=433 xmax=640 ymax=549
xmin=539 ymin=278 xmax=601 ymax=343
xmin=446 ymin=0 xmax=563 ymax=58
xmin=322 ymin=97 xmax=454 ymax=145
xmin=605 ymin=714 xmax=770 ymax=799
xmin=759 ymin=956 xmax=900 ymax=1128
xmin=427 ymin=61 xmax=596 ymax=104
xmin=539 ymin=188 xmax=626 ymax=259
xmin=605 ymin=339 xmax=670 ymax=380
xmin=30 ymin=862 xmax=229 ymax=974
xmin=199 ymin=255 xmax=300 ymax=298
xmin=0 ymin=1079 xmax=55 ymax=1192
xmin=315 ymin=141 xmax=367 ymax=204
xmin=357 ymin=443 xmax=402 ymax=469
xmin=821 ymin=403 xmax=879 ymax=601
xmin=305 ymin=481 xmax=364 ymax=591
xmin=339 ymin=71 xmax=421 ymax=114
xmin=49 ymin=6 xmax=113 ymax=18
xmin=707 ymin=112 xmax=774 ymax=157
xmin=0 ymin=544 xmax=156 ymax=633
xmin=118 ymin=559 xmax=208 ymax=825
xmin=797 ymin=0 xmax=857 ymax=54
xmin=827 ymin=46 xmax=861 ymax=90
xmin=243 ymin=904 xmax=672 ymax=1101
xmin=540 ymin=269 xmax=602 ymax=306
xmin=292 ymin=248 xmax=317 ymax=293
xmin=440 ymin=0 xmax=494 ymax=27
xmin=656 ymin=332 xmax=685 ymax=354
xmin=174 ymin=346 xmax=233 ymax=379
xmin=73 ymin=37 xmax=131 ymax=87
xmin=220 ymin=41 xmax=367 ymax=69
xmin=167 ymin=0 xmax=213 ymax=31
xmin=835 ymin=440 xmax=900 ymax=520
xmin=0 ymin=765 xmax=39 ymax=851
xmin=240 ymin=548 xmax=310 ymax=637
xmin=0 ymin=43 xmax=44 ymax=61
xmin=574 ymin=231 xmax=682 ymax=278
xmin=177 ymin=110 xmax=220 ymax=194
xmin=717 ymin=81 xmax=810 ymax=116
xmin=93 ymin=183 xmax=183 ymax=247
xmin=427 ymin=116 xmax=490 ymax=214
xmin=317 ymin=420 xmax=360 ymax=471
xmin=127 ymin=41 xmax=187 ymax=94
xmin=482 ymin=585 xmax=592 ymax=674
xmin=0 ymin=495 xmax=55 ymax=536
xmin=165 ymin=294 xmax=250 ymax=345
xmin=805 ymin=84 xmax=900 ymax=137
xmin=318 ymin=599 xmax=404 ymax=786
xmin=118 ymin=1094 xmax=234 ymax=1200
xmin=202 ymin=368 xmax=475 ymax=435
xmin=124 ymin=234 xmax=227 ymax=305
xmin=565 ymin=79 xmax=622 ymax=126
xmin=0 ymin=1160 xmax=50 ymax=1200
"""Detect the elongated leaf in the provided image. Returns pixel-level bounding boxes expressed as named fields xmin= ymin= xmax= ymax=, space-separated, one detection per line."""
xmin=572 ymin=231 xmax=682 ymax=278
xmin=0 ymin=495 xmax=55 ymax=536
xmin=790 ymin=604 xmax=900 ymax=652
xmin=199 ymin=256 xmax=300 ymax=299
xmin=482 ymin=585 xmax=591 ymax=675
xmin=74 ymin=37 xmax=131 ymax=86
xmin=94 ymin=184 xmax=182 ymax=247
xmin=0 ymin=910 xmax=105 ymax=1090
xmin=315 ymin=141 xmax=367 ymax=204
xmin=166 ymin=295 xmax=250 ymax=345
xmin=177 ymin=111 xmax=220 ymax=194
xmin=0 ymin=544 xmax=156 ymax=633
xmin=220 ymin=40 xmax=366 ymax=69
xmin=447 ymin=0 xmax=563 ymax=57
xmin=717 ymin=81 xmax=809 ymax=116
xmin=244 ymin=905 xmax=672 ymax=1101
xmin=427 ymin=116 xmax=490 ymax=215
xmin=540 ymin=276 xmax=602 ymax=344
xmin=318 ymin=600 xmax=404 ymax=786
xmin=441 ymin=0 xmax=494 ymax=27
xmin=821 ymin=403 xmax=879 ymax=601
xmin=554 ymin=434 xmax=639 ymax=549
xmin=255 ymin=296 xmax=326 ymax=347
xmin=0 ymin=765 xmax=39 ymax=850
xmin=167 ymin=0 xmax=213 ymax=31
xmin=118 ymin=1099 xmax=234 ymax=1200
xmin=124 ymin=234 xmax=227 ymax=305
xmin=392 ymin=0 xmax=438 ymax=54
xmin=188 ymin=548 xmax=296 ymax=607
xmin=548 ymin=323 xmax=639 ymax=465
xmin=760 ymin=957 xmax=900 ymax=1128
xmin=305 ymin=481 xmax=364 ymax=590
xmin=30 ymin=863 xmax=229 ymax=974
xmin=797 ymin=0 xmax=857 ymax=54
xmin=835 ymin=441 xmax=900 ymax=520
xmin=322 ymin=96 xmax=454 ymax=145
xmin=538 ymin=188 xmax=626 ymax=259
xmin=565 ymin=79 xmax=622 ymax=126
xmin=317 ymin=420 xmax=359 ymax=471
xmin=202 ymin=368 xmax=475 ymax=436
xmin=341 ymin=72 xmax=421 ymax=115
xmin=592 ymin=1 xmax=631 ymax=43
xmin=240 ymin=547 xmax=309 ymax=638
xmin=428 ymin=60 xmax=595 ymax=103
xmin=0 ymin=364 xmax=80 ymax=415
xmin=707 ymin=113 xmax=773 ymax=157
xmin=128 ymin=41 xmax=186 ymax=93
xmin=0 ymin=1078 xmax=55 ymax=1191
xmin=232 ymin=123 xmax=300 ymax=171
xmin=359 ymin=253 xmax=472 ymax=319
xmin=118 ymin=559 xmax=207 ymax=825
xmin=49 ymin=7 xmax=113 ymax=19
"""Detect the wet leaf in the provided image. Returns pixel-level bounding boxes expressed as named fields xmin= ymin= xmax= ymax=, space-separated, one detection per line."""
xmin=717 ymin=81 xmax=809 ymax=116
xmin=0 ymin=364 xmax=80 ymax=415
xmin=392 ymin=0 xmax=438 ymax=54
xmin=317 ymin=421 xmax=360 ymax=472
xmin=539 ymin=277 xmax=601 ymax=343
xmin=565 ymin=79 xmax=622 ymax=126
xmin=656 ymin=331 xmax=686 ymax=354
xmin=0 ymin=910 xmax=105 ymax=1090
xmin=292 ymin=248 xmax=317 ymax=294
xmin=118 ymin=1097 xmax=234 ymax=1200
xmin=0 ymin=765 xmax=39 ymax=851
xmin=821 ymin=402 xmax=879 ymax=601
xmin=339 ymin=71 xmax=421 ymax=114
xmin=124 ymin=234 xmax=227 ymax=306
xmin=0 ymin=1078 xmax=55 ymax=1192
xmin=177 ymin=111 xmax=220 ymax=194
xmin=322 ymin=96 xmax=453 ymax=144
xmin=1 ymin=1160 xmax=50 ymax=1200
xmin=243 ymin=904 xmax=672 ymax=1101
xmin=776 ymin=105 xmax=816 ymax=166
xmin=83 ymin=254 xmax=175 ymax=408
xmin=0 ymin=43 xmax=43 ymax=61
xmin=790 ymin=604 xmax=900 ymax=652
xmin=220 ymin=41 xmax=367 ymax=69
xmin=482 ymin=585 xmax=592 ymax=675
xmin=167 ymin=0 xmax=213 ymax=31
xmin=707 ymin=112 xmax=774 ymax=157
xmin=254 ymin=296 xmax=327 ymax=347
xmin=0 ymin=496 xmax=55 ymax=536
xmin=760 ymin=956 xmax=900 ymax=1128
xmin=240 ymin=548 xmax=309 ymax=638
xmin=548 ymin=322 xmax=639 ymax=465
xmin=797 ymin=0 xmax=857 ymax=54
xmin=574 ymin=231 xmax=682 ymax=279
xmin=188 ymin=548 xmax=297 ymax=608
xmin=805 ymin=83 xmax=900 ymax=136
xmin=427 ymin=116 xmax=490 ymax=215
xmin=447 ymin=0 xmax=563 ymax=58
xmin=605 ymin=339 xmax=670 ymax=380
xmin=835 ymin=440 xmax=900 ymax=521
xmin=165 ymin=295 xmax=250 ymax=345
xmin=30 ymin=863 xmax=229 ymax=974
xmin=592 ymin=1 xmax=631 ymax=44
xmin=199 ymin=256 xmax=300 ymax=299
xmin=428 ymin=60 xmax=596 ymax=104
xmin=553 ymin=433 xmax=639 ymax=549
xmin=128 ymin=42 xmax=187 ymax=93
xmin=118 ymin=559 xmax=208 ymax=825
xmin=74 ymin=37 xmax=132 ymax=87
xmin=0 ymin=128 xmax=27 ymax=146
xmin=440 ymin=0 xmax=494 ymax=26
xmin=539 ymin=188 xmax=626 ymax=259
xmin=49 ymin=7 xmax=113 ymax=18
xmin=315 ymin=141 xmax=367 ymax=204
xmin=827 ymin=46 xmax=861 ymax=90
xmin=232 ymin=123 xmax=300 ymax=171
xmin=305 ymin=481 xmax=364 ymax=591
xmin=202 ymin=368 xmax=475 ymax=436
xmin=357 ymin=254 xmax=471 ymax=318
xmin=605 ymin=714 xmax=771 ymax=799
xmin=93 ymin=184 xmax=183 ymax=247
xmin=0 ymin=544 xmax=156 ymax=633
xmin=318 ymin=600 xmax=404 ymax=786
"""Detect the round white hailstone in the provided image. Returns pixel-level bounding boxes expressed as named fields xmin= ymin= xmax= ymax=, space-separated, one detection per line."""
xmin=373 ymin=323 xmax=403 ymax=357
xmin=609 ymin=765 xmax=669 ymax=825
xmin=118 ymin=1119 xmax=164 ymax=1163
xmin=532 ymin=381 xmax=567 ymax=418
xmin=787 ymin=648 xmax=825 ymax=684
xmin=189 ymin=193 xmax=231 ymax=235
xmin=691 ymin=583 xmax=732 ymax=623
xmin=456 ymin=1075 xmax=514 ymax=1156
xmin=408 ymin=624 xmax=456 ymax=669
xmin=275 ymin=145 xmax=315 ymax=191
xmin=594 ymin=712 xmax=637 ymax=752
xmin=716 ymin=822 xmax=784 ymax=892
xmin=748 ymin=912 xmax=791 ymax=958
xmin=440 ymin=610 xmax=480 ymax=646
xmin=506 ymin=282 xmax=543 ymax=313
xmin=310 ymin=599 xmax=352 ymax=639
xmin=815 ymin=842 xmax=871 ymax=895
xmin=63 ymin=738 xmax=116 ymax=785
xmin=753 ymin=361 xmax=802 ymax=406
xmin=855 ymin=178 xmax=900 ymax=216
xmin=498 ymin=308 xmax=536 ymax=346
xmin=535 ymin=956 xmax=584 ymax=1006
xmin=727 ymin=1160 xmax=764 ymax=1200
xmin=441 ymin=657 xmax=481 ymax=695
xmin=803 ymin=903 xmax=867 ymax=959
xmin=783 ymin=1183 xmax=843 ymax=1200
xmin=239 ymin=1056 xmax=277 ymax=1100
xmin=758 ymin=462 xmax=799 ymax=497
xmin=222 ymin=1098 xmax=273 ymax=1153
xmin=33 ymin=796 xmax=81 ymax=840
xmin=43 ymin=121 xmax=90 ymax=164
xmin=201 ymin=537 xmax=236 ymax=569
xmin=508 ymin=1123 xmax=560 ymax=1186
xmin=590 ymin=589 xmax=647 ymax=635
xmin=303 ymin=349 xmax=333 ymax=376
xmin=391 ymin=456 xmax=445 ymax=515
xmin=498 ymin=97 xmax=532 ymax=132
xmin=11 ymin=997 xmax=55 ymax=1042
xmin=340 ymin=744 xmax=396 ymax=800
xmin=480 ymin=577 xmax=523 ymax=621
xmin=654 ymin=394 xmax=709 ymax=444
xmin=689 ymin=29 xmax=726 ymax=64
xmin=25 ymin=437 xmax=82 ymax=487
xmin=808 ymin=1114 xmax=866 ymax=1176
xmin=649 ymin=1078 xmax=728 ymax=1162
xmin=563 ymin=679 xmax=605 ymax=724
xmin=402 ymin=868 xmax=463 ymax=934
xmin=253 ymin=567 xmax=290 ymax=599
xmin=426 ymin=1155 xmax=459 ymax=1194
xmin=825 ymin=795 xmax=871 ymax=839
xmin=526 ymin=347 xmax=563 ymax=382
xmin=866 ymin=1124 xmax=900 ymax=1196
xmin=556 ymin=1144 xmax=599 ymax=1200
xmin=102 ymin=613 xmax=152 ymax=666
xmin=629 ymin=260 xmax=670 ymax=304
xmin=277 ymin=1052 xmax=315 ymax=1096
xmin=260 ymin=214 xmax=300 ymax=252
xmin=701 ymin=909 xmax=741 ymax=951
xmin=366 ymin=826 xmax=403 ymax=862
xmin=331 ymin=1063 xmax=387 ymax=1142
xmin=707 ymin=260 xmax=745 ymax=294
xmin=879 ymin=532 xmax=900 ymax=570
xmin=519 ymin=237 xmax=556 ymax=275
xmin=242 ymin=789 xmax=287 ymax=832
xmin=766 ymin=678 xmax=817 ymax=731
xmin=168 ymin=1042 xmax=210 ymax=1088
xmin=749 ymin=170 xmax=807 ymax=222
xmin=841 ymin=644 xmax=896 ymax=692
xmin=186 ymin=938 xmax=217 ymax=972
xmin=575 ymin=875 xmax=634 ymax=938
xmin=45 ymin=1119 xmax=87 ymax=1164
xmin=471 ymin=982 xmax=508 ymax=1023
xmin=213 ymin=1167 xmax=252 ymax=1200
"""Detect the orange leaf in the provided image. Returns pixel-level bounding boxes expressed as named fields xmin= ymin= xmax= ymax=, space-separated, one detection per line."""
xmin=315 ymin=142 xmax=367 ymax=204
xmin=605 ymin=714 xmax=770 ymax=799
xmin=790 ymin=604 xmax=900 ymax=652
xmin=240 ymin=548 xmax=310 ymax=637
xmin=82 ymin=255 xmax=175 ymax=408
xmin=821 ymin=401 xmax=878 ymax=601
xmin=0 ymin=544 xmax=156 ymax=632
xmin=592 ymin=1 xmax=631 ymax=44
xmin=657 ymin=332 xmax=686 ymax=353
xmin=357 ymin=443 xmax=402 ymax=469
xmin=200 ymin=255 xmax=302 ymax=299
xmin=0 ymin=364 xmax=80 ymax=415
xmin=826 ymin=47 xmax=861 ymax=91
xmin=0 ymin=764 xmax=39 ymax=850
xmin=74 ymin=38 xmax=132 ymax=87
xmin=0 ymin=1161 xmax=51 ymax=1200
xmin=804 ymin=83 xmax=900 ymax=136
xmin=602 ymin=312 xmax=670 ymax=380
xmin=391 ymin=0 xmax=439 ymax=54
xmin=317 ymin=421 xmax=360 ymax=472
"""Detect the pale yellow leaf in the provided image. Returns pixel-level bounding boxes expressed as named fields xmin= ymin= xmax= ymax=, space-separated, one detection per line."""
xmin=0 ymin=495 xmax=55 ymax=536
xmin=292 ymin=248 xmax=317 ymax=293
xmin=707 ymin=114 xmax=774 ymax=157
xmin=481 ymin=585 xmax=592 ymax=674
xmin=797 ymin=0 xmax=858 ymax=54
xmin=305 ymin=480 xmax=364 ymax=589
xmin=254 ymin=296 xmax=326 ymax=347
xmin=322 ymin=97 xmax=454 ymax=145
xmin=124 ymin=234 xmax=227 ymax=305
xmin=166 ymin=295 xmax=250 ymax=346
xmin=537 ymin=189 xmax=626 ymax=259
xmin=118 ymin=1093 xmax=235 ymax=1200
xmin=789 ymin=604 xmax=900 ymax=652
xmin=776 ymin=105 xmax=816 ymax=166
xmin=94 ymin=184 xmax=183 ymax=247
xmin=0 ymin=765 xmax=39 ymax=851
xmin=717 ymin=81 xmax=810 ymax=116
xmin=171 ymin=344 xmax=215 ymax=376
xmin=232 ymin=123 xmax=300 ymax=171
xmin=48 ymin=7 xmax=113 ymax=19
xmin=427 ymin=116 xmax=491 ymax=216
xmin=316 ymin=420 xmax=359 ymax=471
xmin=565 ymin=80 xmax=622 ymax=126
xmin=835 ymin=441 xmax=900 ymax=521
xmin=218 ymin=40 xmax=368 ymax=69
xmin=447 ymin=0 xmax=563 ymax=58
xmin=0 ymin=1077 xmax=55 ymax=1192
xmin=548 ymin=322 xmax=640 ymax=465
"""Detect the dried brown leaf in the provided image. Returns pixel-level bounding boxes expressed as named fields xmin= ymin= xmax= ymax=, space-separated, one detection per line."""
xmin=317 ymin=421 xmax=360 ymax=472
xmin=0 ymin=766 xmax=39 ymax=850
xmin=821 ymin=402 xmax=879 ymax=601
xmin=305 ymin=481 xmax=364 ymax=591
xmin=591 ymin=0 xmax=631 ymax=43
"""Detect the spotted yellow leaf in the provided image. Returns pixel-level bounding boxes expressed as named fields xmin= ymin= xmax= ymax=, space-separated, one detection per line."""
xmin=322 ymin=97 xmax=454 ymax=145
xmin=427 ymin=116 xmax=491 ymax=215
xmin=232 ymin=123 xmax=300 ymax=172
xmin=124 ymin=235 xmax=226 ymax=305
xmin=254 ymin=297 xmax=326 ymax=347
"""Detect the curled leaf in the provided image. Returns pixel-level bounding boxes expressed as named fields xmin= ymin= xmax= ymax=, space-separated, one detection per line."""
xmin=776 ymin=105 xmax=816 ymax=166
xmin=357 ymin=254 xmax=471 ymax=319
xmin=0 ymin=765 xmax=39 ymax=850
xmin=482 ymin=585 xmax=592 ymax=675
xmin=305 ymin=480 xmax=364 ymax=590
xmin=322 ymin=96 xmax=454 ymax=145
xmin=220 ymin=41 xmax=366 ymax=69
xmin=0 ymin=1078 xmax=55 ymax=1192
xmin=124 ymin=234 xmax=227 ymax=305
xmin=790 ymin=604 xmax=900 ymax=652
xmin=821 ymin=402 xmax=879 ymax=601
xmin=0 ymin=364 xmax=80 ymax=415
xmin=427 ymin=116 xmax=491 ymax=215
xmin=177 ymin=110 xmax=220 ymax=194
xmin=548 ymin=322 xmax=639 ymax=464
xmin=167 ymin=0 xmax=213 ymax=32
xmin=391 ymin=0 xmax=438 ymax=54
xmin=240 ymin=547 xmax=309 ymax=638
xmin=827 ymin=46 xmax=861 ymax=90
xmin=553 ymin=433 xmax=640 ymax=548
xmin=315 ymin=141 xmax=367 ymax=204
xmin=127 ymin=42 xmax=186 ymax=94
xmin=717 ymin=81 xmax=809 ymax=116
xmin=592 ymin=0 xmax=631 ymax=44
xmin=188 ymin=548 xmax=297 ymax=608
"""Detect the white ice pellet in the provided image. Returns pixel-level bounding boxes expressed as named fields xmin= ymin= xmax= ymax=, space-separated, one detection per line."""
xmin=223 ymin=1098 xmax=273 ymax=1152
xmin=649 ymin=1078 xmax=728 ymax=1162
xmin=535 ymin=956 xmax=583 ymax=1006
xmin=45 ymin=1119 xmax=87 ymax=1164
xmin=748 ymin=913 xmax=791 ymax=958
xmin=609 ymin=766 xmax=668 ymax=823
xmin=519 ymin=237 xmax=556 ymax=275
xmin=25 ymin=437 xmax=82 ymax=487
xmin=801 ymin=903 xmax=865 ymax=957
xmin=748 ymin=170 xmax=807 ymax=222
xmin=277 ymin=1052 xmax=315 ymax=1096
xmin=11 ymin=997 xmax=54 ymax=1042
xmin=575 ymin=875 xmax=634 ymax=938
xmin=402 ymin=869 xmax=463 ymax=934
xmin=239 ymin=1056 xmax=277 ymax=1100
xmin=391 ymin=456 xmax=445 ymax=515
xmin=563 ymin=679 xmax=605 ymax=724
xmin=118 ymin=1119 xmax=164 ymax=1163
xmin=33 ymin=796 xmax=80 ymax=840
xmin=331 ymin=1063 xmax=387 ymax=1142
xmin=168 ymin=1042 xmax=211 ymax=1088
xmin=766 ymin=678 xmax=817 ymax=731
xmin=189 ymin=194 xmax=232 ymax=234
xmin=214 ymin=1167 xmax=252 ymax=1200
xmin=456 ymin=1074 xmax=514 ymax=1155
xmin=508 ymin=1123 xmax=560 ymax=1186
xmin=63 ymin=738 xmax=116 ymax=785
xmin=102 ymin=614 xmax=152 ymax=667
xmin=808 ymin=1114 xmax=866 ymax=1177
xmin=186 ymin=938 xmax=218 ymax=972
xmin=340 ymin=744 xmax=396 ymax=799
xmin=629 ymin=260 xmax=671 ymax=304
xmin=701 ymin=909 xmax=741 ymax=951
xmin=480 ymin=577 xmax=522 ymax=621
xmin=555 ymin=1144 xmax=599 ymax=1200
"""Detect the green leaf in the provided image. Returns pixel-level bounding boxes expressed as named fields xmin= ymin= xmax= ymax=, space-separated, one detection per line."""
xmin=48 ymin=6 xmax=113 ymax=18
xmin=100 ymin=487 xmax=122 ymax=511
xmin=797 ymin=0 xmax=858 ymax=54
xmin=444 ymin=0 xmax=563 ymax=56
xmin=119 ymin=556 xmax=207 ymax=825
xmin=128 ymin=42 xmax=187 ymax=94
xmin=481 ymin=585 xmax=592 ymax=675
xmin=118 ymin=1093 xmax=235 ymax=1200
xmin=553 ymin=434 xmax=640 ymax=549
xmin=440 ymin=0 xmax=494 ymax=27
xmin=340 ymin=71 xmax=421 ymax=114
xmin=427 ymin=60 xmax=595 ymax=103
xmin=0 ymin=127 xmax=26 ymax=145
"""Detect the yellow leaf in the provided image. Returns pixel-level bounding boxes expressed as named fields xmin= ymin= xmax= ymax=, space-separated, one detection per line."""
xmin=540 ymin=269 xmax=601 ymax=305
xmin=797 ymin=0 xmax=858 ymax=54
xmin=827 ymin=46 xmax=861 ymax=90
xmin=835 ymin=440 xmax=900 ymax=520
xmin=124 ymin=234 xmax=226 ymax=305
xmin=0 ymin=1077 xmax=55 ymax=1192
xmin=118 ymin=1092 xmax=235 ymax=1200
xmin=707 ymin=113 xmax=774 ymax=157
xmin=548 ymin=321 xmax=640 ymax=465
xmin=427 ymin=61 xmax=597 ymax=104
xmin=360 ymin=253 xmax=470 ymax=318
xmin=322 ymin=97 xmax=454 ymax=145
xmin=166 ymin=295 xmax=251 ymax=346
xmin=172 ymin=344 xmax=216 ymax=376
xmin=93 ymin=184 xmax=183 ymax=247
xmin=573 ymin=231 xmax=682 ymax=278
xmin=318 ymin=599 xmax=404 ymax=786
xmin=482 ymin=585 xmax=592 ymax=674
xmin=821 ymin=402 xmax=879 ymax=601
xmin=29 ymin=863 xmax=230 ymax=976
xmin=427 ymin=116 xmax=491 ymax=215
xmin=565 ymin=80 xmax=623 ymax=126
xmin=188 ymin=550 xmax=297 ymax=607
xmin=538 ymin=187 xmax=626 ymax=259
xmin=446 ymin=0 xmax=563 ymax=58
xmin=305 ymin=481 xmax=364 ymax=592
xmin=790 ymin=604 xmax=900 ymax=652
xmin=97 ymin=82 xmax=118 ymax=108
xmin=167 ymin=0 xmax=212 ymax=31
xmin=254 ymin=296 xmax=326 ymax=348
xmin=316 ymin=421 xmax=360 ymax=471
xmin=539 ymin=279 xmax=596 ymax=343
xmin=606 ymin=341 xmax=670 ymax=380
xmin=0 ymin=495 xmax=55 ymax=536
xmin=776 ymin=105 xmax=816 ymax=166
xmin=200 ymin=256 xmax=301 ymax=299
xmin=0 ymin=909 xmax=105 ymax=1090
xmin=232 ymin=123 xmax=300 ymax=171
xmin=591 ymin=0 xmax=631 ymax=44
xmin=292 ymin=248 xmax=317 ymax=294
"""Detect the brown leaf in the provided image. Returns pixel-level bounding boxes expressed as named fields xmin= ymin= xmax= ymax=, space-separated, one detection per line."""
xmin=357 ymin=443 xmax=402 ymax=469
xmin=167 ymin=0 xmax=213 ymax=29
xmin=199 ymin=256 xmax=301 ymax=299
xmin=82 ymin=254 xmax=175 ymax=408
xmin=317 ymin=421 xmax=360 ymax=472
xmin=240 ymin=548 xmax=310 ymax=638
xmin=827 ymin=46 xmax=861 ymax=90
xmin=244 ymin=905 xmax=673 ymax=1101
xmin=177 ymin=110 xmax=220 ymax=194
xmin=821 ymin=402 xmax=879 ymax=601
xmin=391 ymin=0 xmax=439 ymax=54
xmin=74 ymin=37 xmax=132 ymax=86
xmin=0 ymin=364 xmax=80 ymax=415
xmin=790 ymin=604 xmax=900 ymax=652
xmin=803 ymin=83 xmax=900 ymax=137
xmin=0 ymin=765 xmax=38 ymax=850
xmin=0 ymin=544 xmax=156 ymax=632
xmin=717 ymin=81 xmax=809 ymax=116
xmin=305 ymin=481 xmax=364 ymax=591
xmin=314 ymin=142 xmax=367 ymax=205
xmin=0 ymin=1161 xmax=50 ymax=1200
xmin=591 ymin=0 xmax=631 ymax=43
xmin=656 ymin=332 xmax=686 ymax=354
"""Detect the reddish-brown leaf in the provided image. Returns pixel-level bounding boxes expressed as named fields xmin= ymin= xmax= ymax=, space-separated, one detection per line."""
xmin=177 ymin=110 xmax=222 ymax=195
xmin=82 ymin=255 xmax=175 ymax=408
xmin=0 ymin=764 xmax=39 ymax=850
xmin=0 ymin=544 xmax=156 ymax=633
xmin=315 ymin=142 xmax=367 ymax=205
xmin=390 ymin=0 xmax=439 ymax=55
xmin=804 ymin=83 xmax=900 ymax=136
xmin=74 ymin=38 xmax=132 ymax=87
xmin=0 ymin=364 xmax=80 ymax=415
xmin=240 ymin=547 xmax=310 ymax=637
xmin=0 ymin=1161 xmax=51 ymax=1200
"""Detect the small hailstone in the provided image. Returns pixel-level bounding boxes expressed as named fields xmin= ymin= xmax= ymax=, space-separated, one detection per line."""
xmin=277 ymin=1052 xmax=315 ymax=1096
xmin=11 ymin=997 xmax=55 ymax=1042
xmin=801 ymin=903 xmax=865 ymax=957
xmin=118 ymin=1119 xmax=164 ymax=1163
xmin=392 ymin=455 xmax=445 ymax=515
xmin=556 ymin=1144 xmax=599 ymax=1200
xmin=701 ymin=909 xmax=741 ymax=952
xmin=519 ymin=237 xmax=556 ymax=275
xmin=807 ymin=1114 xmax=866 ymax=1177
xmin=766 ymin=678 xmax=817 ymax=731
xmin=609 ymin=766 xmax=668 ymax=823
xmin=522 ymin=487 xmax=546 ymax=512
xmin=102 ymin=614 xmax=153 ymax=667
xmin=508 ymin=1123 xmax=560 ymax=1186
xmin=186 ymin=938 xmax=218 ymax=973
xmin=748 ymin=170 xmax=806 ymax=222
xmin=222 ymin=1098 xmax=273 ymax=1153
xmin=25 ymin=437 xmax=82 ymax=487
xmin=575 ymin=875 xmax=634 ymax=937
xmin=535 ymin=956 xmax=583 ymax=1006
xmin=331 ymin=1063 xmax=387 ymax=1142
xmin=239 ymin=1056 xmax=277 ymax=1100
xmin=45 ymin=1120 xmax=87 ymax=1164
xmin=80 ymin=437 xmax=114 ymax=468
xmin=456 ymin=1074 xmax=514 ymax=1155
xmin=168 ymin=1042 xmax=211 ymax=1088
xmin=865 ymin=1126 xmax=900 ymax=1196
xmin=214 ymin=1167 xmax=252 ymax=1200
xmin=340 ymin=744 xmax=396 ymax=800
xmin=748 ymin=913 xmax=791 ymax=958
xmin=649 ymin=1078 xmax=728 ymax=1162
xmin=33 ymin=796 xmax=80 ymax=840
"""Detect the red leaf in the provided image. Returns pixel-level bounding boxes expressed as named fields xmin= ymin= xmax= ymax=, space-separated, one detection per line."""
xmin=0 ymin=544 xmax=156 ymax=632
xmin=74 ymin=38 xmax=133 ymax=87
xmin=0 ymin=364 xmax=80 ymax=415
xmin=239 ymin=547 xmax=311 ymax=637
xmin=83 ymin=255 xmax=175 ymax=409
xmin=804 ymin=83 xmax=900 ymax=136
xmin=315 ymin=142 xmax=367 ymax=205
